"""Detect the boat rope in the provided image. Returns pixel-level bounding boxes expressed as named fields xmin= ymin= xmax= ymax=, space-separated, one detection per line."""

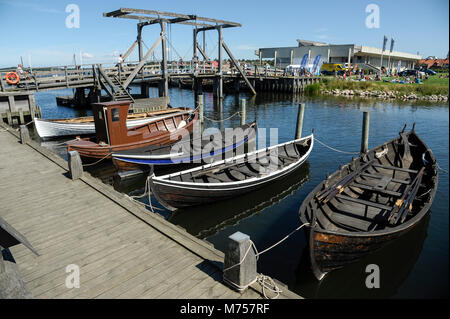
xmin=203 ymin=111 xmax=241 ymax=123
xmin=82 ymin=153 xmax=111 ymax=167
xmin=417 ymin=188 xmax=432 ymax=199
xmin=223 ymin=222 xmax=310 ymax=299
xmin=314 ymin=137 xmax=359 ymax=155
xmin=437 ymin=163 xmax=448 ymax=174
xmin=127 ymin=174 xmax=165 ymax=212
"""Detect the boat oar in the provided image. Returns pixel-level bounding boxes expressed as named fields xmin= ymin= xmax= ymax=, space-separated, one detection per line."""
xmin=387 ymin=167 xmax=425 ymax=224
xmin=393 ymin=169 xmax=425 ymax=224
xmin=316 ymin=159 xmax=375 ymax=203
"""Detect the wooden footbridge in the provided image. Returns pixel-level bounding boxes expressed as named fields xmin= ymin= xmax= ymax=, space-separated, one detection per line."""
xmin=1 ymin=8 xmax=320 ymax=109
xmin=0 ymin=122 xmax=302 ymax=299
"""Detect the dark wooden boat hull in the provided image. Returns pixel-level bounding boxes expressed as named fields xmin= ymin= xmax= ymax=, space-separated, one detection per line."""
xmin=151 ymin=135 xmax=314 ymax=211
xmin=303 ymin=218 xmax=424 ymax=280
xmin=299 ymin=128 xmax=438 ymax=280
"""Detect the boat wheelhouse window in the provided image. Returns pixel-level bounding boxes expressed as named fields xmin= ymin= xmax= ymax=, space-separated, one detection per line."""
xmin=111 ymin=108 xmax=120 ymax=122
xmin=98 ymin=111 xmax=103 ymax=120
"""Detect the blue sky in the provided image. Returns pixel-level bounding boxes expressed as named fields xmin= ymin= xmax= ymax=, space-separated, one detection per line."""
xmin=0 ymin=0 xmax=448 ymax=67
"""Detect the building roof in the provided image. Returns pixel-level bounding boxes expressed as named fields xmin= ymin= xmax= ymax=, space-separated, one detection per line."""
xmin=419 ymin=58 xmax=449 ymax=68
xmin=296 ymin=39 xmax=328 ymax=47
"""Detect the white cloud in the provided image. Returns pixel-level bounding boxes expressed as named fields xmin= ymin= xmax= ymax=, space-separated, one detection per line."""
xmin=82 ymin=52 xmax=94 ymax=59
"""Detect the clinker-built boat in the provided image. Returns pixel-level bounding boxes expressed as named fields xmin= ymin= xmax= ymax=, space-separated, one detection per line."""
xmin=111 ymin=121 xmax=257 ymax=169
xmin=34 ymin=107 xmax=190 ymax=139
xmin=298 ymin=126 xmax=438 ymax=280
xmin=66 ymin=101 xmax=197 ymax=159
xmin=150 ymin=134 xmax=314 ymax=211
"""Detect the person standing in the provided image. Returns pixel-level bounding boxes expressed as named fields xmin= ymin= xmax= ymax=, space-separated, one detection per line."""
xmin=117 ymin=54 xmax=124 ymax=72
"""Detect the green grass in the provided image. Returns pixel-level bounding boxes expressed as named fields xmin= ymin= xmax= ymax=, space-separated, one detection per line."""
xmin=318 ymin=75 xmax=449 ymax=96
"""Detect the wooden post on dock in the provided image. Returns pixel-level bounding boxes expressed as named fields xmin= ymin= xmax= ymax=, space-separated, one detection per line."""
xmin=68 ymin=151 xmax=83 ymax=180
xmin=198 ymin=94 xmax=204 ymax=131
xmin=240 ymin=99 xmax=246 ymax=126
xmin=295 ymin=103 xmax=305 ymax=139
xmin=223 ymin=232 xmax=257 ymax=292
xmin=19 ymin=125 xmax=30 ymax=144
xmin=361 ymin=111 xmax=370 ymax=154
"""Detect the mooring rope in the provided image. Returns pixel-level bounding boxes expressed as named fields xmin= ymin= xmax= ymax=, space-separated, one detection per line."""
xmin=82 ymin=152 xmax=111 ymax=167
xmin=223 ymin=222 xmax=310 ymax=299
xmin=127 ymin=174 xmax=165 ymax=212
xmin=314 ymin=137 xmax=360 ymax=155
xmin=203 ymin=111 xmax=241 ymax=123
xmin=437 ymin=163 xmax=448 ymax=174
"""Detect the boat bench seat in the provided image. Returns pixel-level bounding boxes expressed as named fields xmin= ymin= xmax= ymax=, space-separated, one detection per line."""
xmin=374 ymin=175 xmax=392 ymax=190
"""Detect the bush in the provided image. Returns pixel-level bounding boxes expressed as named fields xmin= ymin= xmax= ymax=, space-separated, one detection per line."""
xmin=304 ymin=83 xmax=321 ymax=96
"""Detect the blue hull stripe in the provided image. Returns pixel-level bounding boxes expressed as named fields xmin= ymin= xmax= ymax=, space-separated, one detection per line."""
xmin=113 ymin=136 xmax=250 ymax=165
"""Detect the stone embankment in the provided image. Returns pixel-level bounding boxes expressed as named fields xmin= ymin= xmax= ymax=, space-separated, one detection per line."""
xmin=321 ymin=89 xmax=448 ymax=102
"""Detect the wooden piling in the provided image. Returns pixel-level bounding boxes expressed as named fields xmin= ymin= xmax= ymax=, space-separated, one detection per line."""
xmin=19 ymin=110 xmax=24 ymax=125
xmin=361 ymin=111 xmax=370 ymax=154
xmin=240 ymin=99 xmax=246 ymax=126
xmin=198 ymin=94 xmax=204 ymax=131
xmin=19 ymin=125 xmax=30 ymax=144
xmin=6 ymin=111 xmax=12 ymax=126
xmin=68 ymin=151 xmax=83 ymax=180
xmin=295 ymin=103 xmax=305 ymax=139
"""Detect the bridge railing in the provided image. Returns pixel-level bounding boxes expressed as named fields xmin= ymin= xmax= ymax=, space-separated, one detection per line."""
xmin=0 ymin=60 xmax=222 ymax=92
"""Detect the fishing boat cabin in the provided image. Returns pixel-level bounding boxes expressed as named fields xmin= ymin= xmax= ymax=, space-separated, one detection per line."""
xmin=66 ymin=100 xmax=197 ymax=159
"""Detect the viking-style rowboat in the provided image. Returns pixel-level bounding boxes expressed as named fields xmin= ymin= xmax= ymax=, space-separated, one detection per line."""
xmin=299 ymin=126 xmax=438 ymax=280
xmin=111 ymin=122 xmax=257 ymax=169
xmin=34 ymin=107 xmax=190 ymax=139
xmin=66 ymin=101 xmax=197 ymax=159
xmin=150 ymin=134 xmax=314 ymax=211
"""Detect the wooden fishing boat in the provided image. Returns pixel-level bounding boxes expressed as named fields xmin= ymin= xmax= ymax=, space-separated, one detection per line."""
xmin=150 ymin=134 xmax=314 ymax=211
xmin=34 ymin=107 xmax=190 ymax=139
xmin=66 ymin=101 xmax=197 ymax=159
xmin=111 ymin=121 xmax=257 ymax=169
xmin=298 ymin=126 xmax=438 ymax=280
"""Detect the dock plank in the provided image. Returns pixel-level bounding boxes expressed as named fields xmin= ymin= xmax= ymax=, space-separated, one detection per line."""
xmin=0 ymin=126 xmax=301 ymax=299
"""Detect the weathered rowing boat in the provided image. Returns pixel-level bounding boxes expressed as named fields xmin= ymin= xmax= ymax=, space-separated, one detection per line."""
xmin=298 ymin=126 xmax=438 ymax=280
xmin=150 ymin=134 xmax=314 ymax=211
xmin=34 ymin=107 xmax=189 ymax=139
xmin=111 ymin=121 xmax=257 ymax=169
xmin=66 ymin=101 xmax=197 ymax=159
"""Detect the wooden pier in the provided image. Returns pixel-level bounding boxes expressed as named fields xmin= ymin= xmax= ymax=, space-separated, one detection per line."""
xmin=0 ymin=123 xmax=301 ymax=299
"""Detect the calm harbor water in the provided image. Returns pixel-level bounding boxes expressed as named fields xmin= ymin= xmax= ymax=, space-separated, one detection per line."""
xmin=34 ymin=87 xmax=448 ymax=299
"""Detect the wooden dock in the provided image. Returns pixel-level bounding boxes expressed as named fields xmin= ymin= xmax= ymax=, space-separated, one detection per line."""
xmin=0 ymin=123 xmax=301 ymax=299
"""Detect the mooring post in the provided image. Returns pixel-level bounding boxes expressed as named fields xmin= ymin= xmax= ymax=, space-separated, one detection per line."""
xmin=68 ymin=151 xmax=83 ymax=180
xmin=295 ymin=103 xmax=305 ymax=139
xmin=198 ymin=94 xmax=204 ymax=131
xmin=223 ymin=232 xmax=257 ymax=292
xmin=19 ymin=125 xmax=30 ymax=144
xmin=240 ymin=99 xmax=246 ymax=126
xmin=361 ymin=111 xmax=370 ymax=154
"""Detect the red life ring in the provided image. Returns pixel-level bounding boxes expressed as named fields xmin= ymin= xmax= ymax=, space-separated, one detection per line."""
xmin=5 ymin=72 xmax=20 ymax=85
